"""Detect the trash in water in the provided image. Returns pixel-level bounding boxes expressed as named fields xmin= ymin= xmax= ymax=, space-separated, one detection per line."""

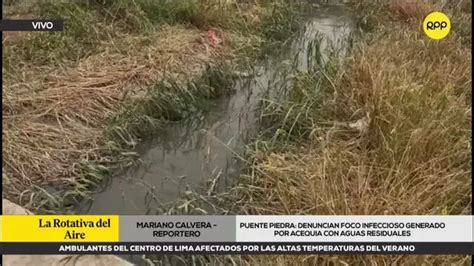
xmin=207 ymin=29 xmax=221 ymax=47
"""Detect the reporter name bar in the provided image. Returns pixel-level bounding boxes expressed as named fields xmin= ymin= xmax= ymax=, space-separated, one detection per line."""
xmin=0 ymin=20 xmax=64 ymax=31
xmin=0 ymin=243 xmax=473 ymax=255
xmin=0 ymin=216 xmax=472 ymax=248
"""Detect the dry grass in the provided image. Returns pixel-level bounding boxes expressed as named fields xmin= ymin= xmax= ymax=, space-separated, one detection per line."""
xmin=233 ymin=0 xmax=471 ymax=264
xmin=388 ymin=0 xmax=434 ymax=22
xmin=2 ymin=0 xmax=298 ymax=212
xmin=243 ymin=26 xmax=471 ymax=215
xmin=3 ymin=24 xmax=222 ymax=211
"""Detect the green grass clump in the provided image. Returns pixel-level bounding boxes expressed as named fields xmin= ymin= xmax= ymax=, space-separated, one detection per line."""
xmin=261 ymin=1 xmax=301 ymax=42
xmin=105 ymin=63 xmax=235 ymax=149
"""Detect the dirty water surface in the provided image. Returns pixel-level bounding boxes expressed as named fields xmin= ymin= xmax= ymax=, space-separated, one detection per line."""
xmin=79 ymin=5 xmax=353 ymax=215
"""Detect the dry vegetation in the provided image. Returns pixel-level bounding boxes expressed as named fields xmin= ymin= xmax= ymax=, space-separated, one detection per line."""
xmin=2 ymin=0 xmax=471 ymax=263
xmin=2 ymin=0 xmax=296 ymax=212
xmin=3 ymin=26 xmax=215 ymax=210
xmin=229 ymin=0 xmax=471 ymax=264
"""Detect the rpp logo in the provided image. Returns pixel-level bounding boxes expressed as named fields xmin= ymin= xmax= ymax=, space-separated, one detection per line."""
xmin=423 ymin=12 xmax=451 ymax=40
xmin=426 ymin=21 xmax=448 ymax=30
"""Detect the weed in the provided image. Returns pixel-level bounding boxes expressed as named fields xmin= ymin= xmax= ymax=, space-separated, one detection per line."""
xmin=105 ymin=63 xmax=235 ymax=149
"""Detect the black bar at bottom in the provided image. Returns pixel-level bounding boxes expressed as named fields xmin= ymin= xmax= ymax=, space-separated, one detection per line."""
xmin=0 ymin=242 xmax=473 ymax=255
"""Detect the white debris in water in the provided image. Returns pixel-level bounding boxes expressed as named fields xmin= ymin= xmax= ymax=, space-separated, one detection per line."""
xmin=348 ymin=114 xmax=371 ymax=134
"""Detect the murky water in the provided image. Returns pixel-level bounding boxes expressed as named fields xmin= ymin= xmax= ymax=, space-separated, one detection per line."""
xmin=80 ymin=4 xmax=352 ymax=215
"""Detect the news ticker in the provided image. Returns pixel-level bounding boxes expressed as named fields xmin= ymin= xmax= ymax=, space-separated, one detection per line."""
xmin=0 ymin=215 xmax=473 ymax=255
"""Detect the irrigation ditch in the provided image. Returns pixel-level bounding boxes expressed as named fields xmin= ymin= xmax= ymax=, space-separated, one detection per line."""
xmin=77 ymin=3 xmax=354 ymax=217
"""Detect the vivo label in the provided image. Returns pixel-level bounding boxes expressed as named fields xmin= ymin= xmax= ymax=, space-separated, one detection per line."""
xmin=32 ymin=21 xmax=54 ymax=30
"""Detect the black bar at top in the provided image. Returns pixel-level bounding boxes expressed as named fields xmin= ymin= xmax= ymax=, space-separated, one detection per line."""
xmin=0 ymin=20 xmax=64 ymax=31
